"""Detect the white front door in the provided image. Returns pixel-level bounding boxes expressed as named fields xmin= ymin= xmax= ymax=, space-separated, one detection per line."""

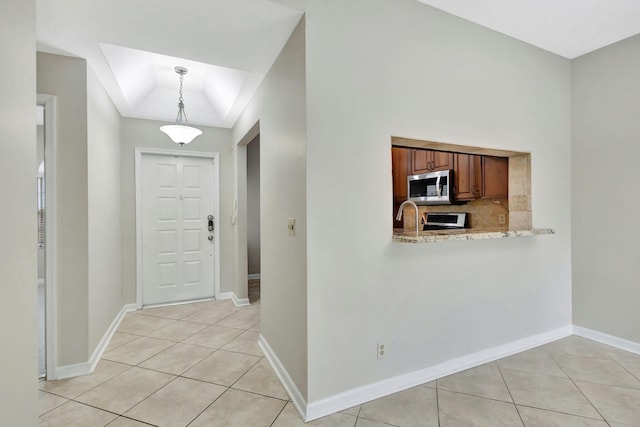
xmin=141 ymin=154 xmax=215 ymax=306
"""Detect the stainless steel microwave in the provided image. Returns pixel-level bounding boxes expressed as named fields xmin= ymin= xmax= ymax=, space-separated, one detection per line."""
xmin=407 ymin=170 xmax=453 ymax=205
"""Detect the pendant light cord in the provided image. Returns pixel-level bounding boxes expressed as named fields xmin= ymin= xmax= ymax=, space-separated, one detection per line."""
xmin=178 ymin=72 xmax=184 ymax=105
xmin=176 ymin=68 xmax=189 ymax=126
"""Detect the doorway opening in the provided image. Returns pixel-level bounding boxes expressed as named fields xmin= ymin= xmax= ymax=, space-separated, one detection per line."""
xmin=37 ymin=93 xmax=57 ymax=380
xmin=247 ymin=135 xmax=261 ymax=303
xmin=36 ymin=104 xmax=46 ymax=378
xmin=235 ymin=120 xmax=261 ymax=305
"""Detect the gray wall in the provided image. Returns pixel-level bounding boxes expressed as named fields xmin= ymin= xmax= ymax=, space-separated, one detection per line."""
xmin=305 ymin=0 xmax=572 ymax=401
xmin=572 ymin=34 xmax=640 ymax=343
xmin=37 ymin=52 xmax=90 ymax=366
xmin=38 ymin=52 xmax=126 ymax=367
xmin=233 ymin=18 xmax=308 ymax=397
xmin=120 ymin=118 xmax=235 ymax=304
xmin=247 ymin=135 xmax=261 ymax=276
xmin=0 ymin=0 xmax=39 ymax=424
xmin=87 ymin=66 xmax=123 ymax=351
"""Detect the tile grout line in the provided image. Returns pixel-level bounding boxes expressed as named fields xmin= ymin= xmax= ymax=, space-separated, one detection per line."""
xmin=268 ymin=400 xmax=289 ymax=427
xmin=43 ymin=363 xmax=137 ymax=406
xmin=183 ymin=386 xmax=232 ymax=427
xmin=37 ymin=390 xmax=69 ymax=418
xmin=355 ymin=414 xmax=401 ymax=426
xmin=170 ymin=304 xmax=288 ymax=402
xmin=112 ymin=305 xmax=256 ymax=426
xmin=514 ymin=403 xmax=614 ymax=423
xmin=53 ymin=397 xmax=140 ymax=423
xmin=608 ymin=357 xmax=640 ymax=386
xmin=548 ymin=337 xmax=640 ymax=392
xmin=106 ymin=414 xmax=158 ymax=426
xmin=113 ymin=374 xmax=183 ymax=422
xmin=495 ymin=363 xmax=526 ymax=427
xmin=436 ymin=387 xmax=515 ymax=406
xmin=543 ymin=346 xmax=610 ymax=423
xmin=42 ymin=298 xmax=262 ymax=426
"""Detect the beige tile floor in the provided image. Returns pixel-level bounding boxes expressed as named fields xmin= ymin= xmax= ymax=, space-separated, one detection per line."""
xmin=40 ymin=293 xmax=640 ymax=426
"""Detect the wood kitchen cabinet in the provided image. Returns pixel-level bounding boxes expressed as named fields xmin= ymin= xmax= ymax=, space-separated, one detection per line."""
xmin=392 ymin=146 xmax=411 ymax=228
xmin=453 ymin=153 xmax=482 ymax=201
xmin=481 ymin=156 xmax=509 ymax=199
xmin=392 ymin=147 xmax=508 ymax=228
xmin=392 ymin=146 xmax=411 ymax=203
xmin=411 ymin=149 xmax=453 ymax=174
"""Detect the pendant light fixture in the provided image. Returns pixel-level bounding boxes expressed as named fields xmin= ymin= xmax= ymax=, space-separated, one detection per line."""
xmin=160 ymin=66 xmax=202 ymax=146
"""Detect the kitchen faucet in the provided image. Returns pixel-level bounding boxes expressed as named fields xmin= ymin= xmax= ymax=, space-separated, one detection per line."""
xmin=395 ymin=200 xmax=419 ymax=236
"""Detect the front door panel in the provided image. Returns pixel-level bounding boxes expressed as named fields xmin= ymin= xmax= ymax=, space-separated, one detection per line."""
xmin=142 ymin=154 xmax=215 ymax=305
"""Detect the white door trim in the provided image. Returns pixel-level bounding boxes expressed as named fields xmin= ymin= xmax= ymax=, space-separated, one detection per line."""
xmin=135 ymin=148 xmax=220 ymax=309
xmin=38 ymin=93 xmax=58 ymax=380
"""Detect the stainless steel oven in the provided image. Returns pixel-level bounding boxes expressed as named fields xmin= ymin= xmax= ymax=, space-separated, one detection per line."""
xmin=422 ymin=212 xmax=468 ymax=230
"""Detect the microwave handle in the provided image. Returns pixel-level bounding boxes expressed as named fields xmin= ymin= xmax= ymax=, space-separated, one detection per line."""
xmin=436 ymin=172 xmax=441 ymax=197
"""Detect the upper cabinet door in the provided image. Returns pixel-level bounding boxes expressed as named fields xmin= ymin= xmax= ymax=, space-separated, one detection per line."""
xmin=453 ymin=153 xmax=481 ymax=201
xmin=411 ymin=149 xmax=431 ymax=174
xmin=411 ymin=149 xmax=454 ymax=174
xmin=431 ymin=151 xmax=454 ymax=172
xmin=482 ymin=156 xmax=509 ymax=199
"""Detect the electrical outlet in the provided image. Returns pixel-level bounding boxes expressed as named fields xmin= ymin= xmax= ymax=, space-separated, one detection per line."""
xmin=498 ymin=214 xmax=506 ymax=225
xmin=287 ymin=218 xmax=296 ymax=236
xmin=377 ymin=342 xmax=386 ymax=359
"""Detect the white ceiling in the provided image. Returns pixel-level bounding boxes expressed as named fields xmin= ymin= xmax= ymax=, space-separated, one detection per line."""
xmin=36 ymin=0 xmax=640 ymax=128
xmin=99 ymin=43 xmax=263 ymax=128
xmin=417 ymin=0 xmax=640 ymax=59
xmin=36 ymin=0 xmax=305 ymax=128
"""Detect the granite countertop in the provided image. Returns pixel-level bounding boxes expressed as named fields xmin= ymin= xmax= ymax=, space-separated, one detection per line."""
xmin=392 ymin=228 xmax=554 ymax=243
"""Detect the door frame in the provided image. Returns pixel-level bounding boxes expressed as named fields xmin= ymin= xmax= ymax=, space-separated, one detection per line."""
xmin=37 ymin=93 xmax=58 ymax=380
xmin=233 ymin=120 xmax=260 ymax=303
xmin=134 ymin=148 xmax=220 ymax=309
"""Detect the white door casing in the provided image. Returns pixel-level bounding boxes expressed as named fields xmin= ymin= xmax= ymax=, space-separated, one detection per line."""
xmin=135 ymin=149 xmax=220 ymax=307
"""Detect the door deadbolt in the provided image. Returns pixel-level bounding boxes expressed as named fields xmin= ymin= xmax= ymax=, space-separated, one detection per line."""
xmin=207 ymin=215 xmax=214 ymax=231
xmin=208 ymin=235 xmax=214 ymax=241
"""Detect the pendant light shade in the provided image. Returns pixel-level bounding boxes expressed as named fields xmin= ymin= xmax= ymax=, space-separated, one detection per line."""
xmin=160 ymin=124 xmax=202 ymax=145
xmin=161 ymin=66 xmax=202 ymax=146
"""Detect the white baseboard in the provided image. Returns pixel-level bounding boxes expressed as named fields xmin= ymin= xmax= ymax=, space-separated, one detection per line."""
xmin=259 ymin=335 xmax=307 ymax=420
xmin=232 ymin=293 xmax=251 ymax=307
xmin=144 ymin=298 xmax=214 ymax=309
xmin=305 ymin=325 xmax=573 ymax=421
xmin=218 ymin=292 xmax=233 ymax=300
xmin=55 ymin=303 xmax=136 ymax=380
xmin=248 ymin=274 xmax=261 ymax=280
xmin=54 ymin=361 xmax=93 ymax=380
xmin=219 ymin=291 xmax=251 ymax=307
xmin=573 ymin=325 xmax=640 ymax=355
